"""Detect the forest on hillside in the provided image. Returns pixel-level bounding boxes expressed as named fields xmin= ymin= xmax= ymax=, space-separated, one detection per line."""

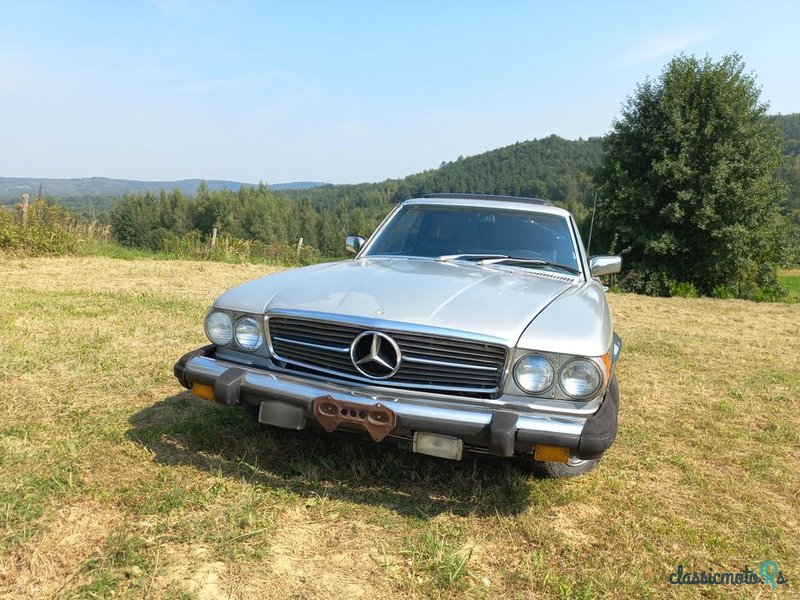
xmin=107 ymin=135 xmax=604 ymax=259
xmin=5 ymin=114 xmax=799 ymax=262
xmin=777 ymin=113 xmax=800 ymax=212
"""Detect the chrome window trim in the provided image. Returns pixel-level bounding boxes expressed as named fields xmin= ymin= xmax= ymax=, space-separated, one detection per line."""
xmin=567 ymin=213 xmax=591 ymax=282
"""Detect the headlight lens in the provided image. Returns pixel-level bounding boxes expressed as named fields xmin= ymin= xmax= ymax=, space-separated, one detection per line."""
xmin=205 ymin=311 xmax=233 ymax=345
xmin=514 ymin=354 xmax=555 ymax=394
xmin=235 ymin=316 xmax=263 ymax=351
xmin=559 ymin=359 xmax=602 ymax=399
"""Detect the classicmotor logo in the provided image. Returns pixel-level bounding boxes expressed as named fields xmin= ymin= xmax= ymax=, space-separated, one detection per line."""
xmin=669 ymin=561 xmax=789 ymax=588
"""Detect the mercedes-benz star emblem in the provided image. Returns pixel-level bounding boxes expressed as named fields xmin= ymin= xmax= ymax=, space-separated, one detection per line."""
xmin=350 ymin=331 xmax=402 ymax=379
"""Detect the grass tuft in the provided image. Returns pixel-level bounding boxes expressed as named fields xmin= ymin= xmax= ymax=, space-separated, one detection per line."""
xmin=400 ymin=524 xmax=474 ymax=592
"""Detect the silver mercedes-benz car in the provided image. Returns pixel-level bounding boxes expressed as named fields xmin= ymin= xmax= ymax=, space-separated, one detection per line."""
xmin=174 ymin=193 xmax=622 ymax=477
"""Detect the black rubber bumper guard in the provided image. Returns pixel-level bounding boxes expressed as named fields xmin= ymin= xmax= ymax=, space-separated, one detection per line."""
xmin=575 ymin=375 xmax=619 ymax=460
xmin=173 ymin=346 xmax=619 ymax=458
xmin=173 ymin=344 xmax=216 ymax=389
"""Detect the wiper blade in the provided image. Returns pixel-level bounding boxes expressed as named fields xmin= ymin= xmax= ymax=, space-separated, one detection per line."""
xmin=435 ymin=253 xmax=510 ymax=262
xmin=476 ymin=257 xmax=581 ymax=275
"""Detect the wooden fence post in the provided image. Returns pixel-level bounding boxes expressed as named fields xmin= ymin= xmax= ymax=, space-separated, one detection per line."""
xmin=210 ymin=227 xmax=218 ymax=249
xmin=20 ymin=193 xmax=29 ymax=224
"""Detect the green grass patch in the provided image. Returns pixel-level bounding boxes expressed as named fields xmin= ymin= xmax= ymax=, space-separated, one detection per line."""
xmin=1 ymin=256 xmax=798 ymax=598
xmin=399 ymin=523 xmax=474 ymax=593
xmin=778 ymin=271 xmax=800 ymax=301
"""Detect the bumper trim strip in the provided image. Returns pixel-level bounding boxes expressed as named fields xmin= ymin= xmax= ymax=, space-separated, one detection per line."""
xmin=180 ymin=353 xmax=588 ymax=452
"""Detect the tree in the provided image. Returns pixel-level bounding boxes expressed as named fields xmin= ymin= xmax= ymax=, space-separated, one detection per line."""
xmin=593 ymin=54 xmax=788 ymax=298
xmin=110 ymin=192 xmax=159 ymax=248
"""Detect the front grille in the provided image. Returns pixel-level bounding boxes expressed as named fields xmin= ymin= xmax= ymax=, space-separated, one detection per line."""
xmin=267 ymin=315 xmax=507 ymax=396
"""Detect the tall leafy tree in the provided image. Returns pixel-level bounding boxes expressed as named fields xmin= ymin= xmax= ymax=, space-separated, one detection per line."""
xmin=110 ymin=192 xmax=159 ymax=248
xmin=593 ymin=54 xmax=788 ymax=298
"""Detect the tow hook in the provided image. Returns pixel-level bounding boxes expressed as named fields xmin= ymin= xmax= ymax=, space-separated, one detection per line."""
xmin=312 ymin=396 xmax=397 ymax=442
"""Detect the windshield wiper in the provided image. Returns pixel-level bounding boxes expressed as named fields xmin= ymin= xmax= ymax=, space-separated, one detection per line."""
xmin=475 ymin=257 xmax=581 ymax=275
xmin=435 ymin=253 xmax=511 ymax=262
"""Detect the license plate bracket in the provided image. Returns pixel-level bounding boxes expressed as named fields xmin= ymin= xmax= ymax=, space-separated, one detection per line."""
xmin=312 ymin=396 xmax=396 ymax=442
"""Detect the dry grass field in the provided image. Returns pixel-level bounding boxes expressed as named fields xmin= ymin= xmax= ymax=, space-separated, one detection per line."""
xmin=1 ymin=256 xmax=798 ymax=599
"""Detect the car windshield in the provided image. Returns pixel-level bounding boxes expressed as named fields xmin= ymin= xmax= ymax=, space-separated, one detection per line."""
xmin=365 ymin=204 xmax=580 ymax=272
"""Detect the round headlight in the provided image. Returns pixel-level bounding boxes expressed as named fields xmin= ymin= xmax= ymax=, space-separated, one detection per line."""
xmin=514 ymin=354 xmax=555 ymax=394
xmin=559 ymin=359 xmax=602 ymax=399
xmin=235 ymin=316 xmax=263 ymax=351
xmin=205 ymin=311 xmax=233 ymax=345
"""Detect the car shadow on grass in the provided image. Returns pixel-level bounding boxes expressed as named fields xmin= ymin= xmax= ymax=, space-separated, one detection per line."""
xmin=127 ymin=393 xmax=577 ymax=517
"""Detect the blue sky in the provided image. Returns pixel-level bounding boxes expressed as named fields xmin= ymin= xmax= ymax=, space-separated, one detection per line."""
xmin=1 ymin=1 xmax=798 ymax=184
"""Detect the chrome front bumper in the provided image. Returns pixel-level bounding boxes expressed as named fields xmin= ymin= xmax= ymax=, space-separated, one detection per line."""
xmin=174 ymin=346 xmax=617 ymax=459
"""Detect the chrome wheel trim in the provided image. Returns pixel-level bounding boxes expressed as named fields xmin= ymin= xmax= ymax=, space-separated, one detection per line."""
xmin=567 ymin=455 xmax=588 ymax=467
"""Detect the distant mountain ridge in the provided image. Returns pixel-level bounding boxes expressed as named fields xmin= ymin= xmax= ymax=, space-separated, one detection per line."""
xmin=2 ymin=113 xmax=796 ymax=217
xmin=0 ymin=176 xmax=324 ymax=201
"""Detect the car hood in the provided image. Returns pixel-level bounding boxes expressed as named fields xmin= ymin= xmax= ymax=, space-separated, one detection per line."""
xmin=214 ymin=258 xmax=577 ymax=346
xmin=214 ymin=258 xmax=578 ymax=346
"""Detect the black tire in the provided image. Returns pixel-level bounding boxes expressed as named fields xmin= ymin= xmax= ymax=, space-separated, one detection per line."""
xmin=524 ymin=373 xmax=618 ymax=478
xmin=528 ymin=454 xmax=602 ymax=478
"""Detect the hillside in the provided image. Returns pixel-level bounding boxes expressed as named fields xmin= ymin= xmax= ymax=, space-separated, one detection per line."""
xmin=277 ymin=135 xmax=602 ymax=217
xmin=279 ymin=113 xmax=797 ymax=216
xmin=0 ymin=177 xmax=324 ymax=207
xmin=4 ymin=113 xmax=797 ymax=219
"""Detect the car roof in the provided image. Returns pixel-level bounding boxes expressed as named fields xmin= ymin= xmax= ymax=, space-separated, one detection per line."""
xmin=423 ymin=193 xmax=553 ymax=206
xmin=403 ymin=194 xmax=572 ymax=218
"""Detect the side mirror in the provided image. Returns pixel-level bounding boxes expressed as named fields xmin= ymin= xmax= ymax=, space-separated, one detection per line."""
xmin=589 ymin=255 xmax=622 ymax=277
xmin=346 ymin=235 xmax=366 ymax=255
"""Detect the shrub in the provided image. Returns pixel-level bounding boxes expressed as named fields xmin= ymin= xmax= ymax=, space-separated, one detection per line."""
xmin=666 ymin=280 xmax=699 ymax=298
xmin=0 ymin=202 xmax=78 ymax=256
xmin=712 ymin=285 xmax=734 ymax=299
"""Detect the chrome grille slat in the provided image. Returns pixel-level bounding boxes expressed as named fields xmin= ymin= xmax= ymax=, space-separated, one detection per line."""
xmin=273 ymin=328 xmax=355 ymax=342
xmin=273 ymin=336 xmax=350 ymax=354
xmin=275 ymin=351 xmax=357 ymax=373
xmin=403 ymin=355 xmax=497 ymax=372
xmin=397 ymin=366 xmax=498 ymax=379
xmin=401 ymin=349 xmax=502 ymax=366
xmin=394 ymin=375 xmax=495 ymax=387
xmin=267 ymin=315 xmax=507 ymax=396
xmin=393 ymin=341 xmax=504 ymax=359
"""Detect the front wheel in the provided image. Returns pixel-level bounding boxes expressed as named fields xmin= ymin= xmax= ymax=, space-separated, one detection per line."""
xmin=528 ymin=454 xmax=602 ymax=478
